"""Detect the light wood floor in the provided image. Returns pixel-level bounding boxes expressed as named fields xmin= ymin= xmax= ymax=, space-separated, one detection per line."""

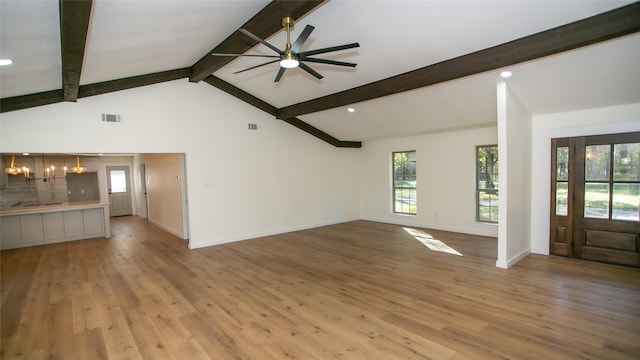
xmin=2 ymin=217 xmax=639 ymax=359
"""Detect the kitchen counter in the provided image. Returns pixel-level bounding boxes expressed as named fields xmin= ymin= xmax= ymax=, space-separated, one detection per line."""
xmin=0 ymin=200 xmax=109 ymax=215
xmin=0 ymin=201 xmax=111 ymax=249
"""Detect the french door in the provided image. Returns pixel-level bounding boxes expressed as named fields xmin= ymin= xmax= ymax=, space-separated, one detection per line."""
xmin=550 ymin=132 xmax=640 ymax=267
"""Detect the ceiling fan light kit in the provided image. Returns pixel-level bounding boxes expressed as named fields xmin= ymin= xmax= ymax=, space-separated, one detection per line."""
xmin=280 ymin=53 xmax=299 ymax=69
xmin=212 ymin=16 xmax=359 ymax=82
xmin=280 ymin=16 xmax=298 ymax=69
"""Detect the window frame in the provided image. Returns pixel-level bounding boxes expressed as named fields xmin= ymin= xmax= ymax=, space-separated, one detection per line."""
xmin=476 ymin=145 xmax=499 ymax=223
xmin=392 ymin=150 xmax=417 ymax=215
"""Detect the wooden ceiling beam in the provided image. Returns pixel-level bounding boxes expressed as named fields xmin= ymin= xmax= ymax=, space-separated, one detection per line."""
xmin=189 ymin=0 xmax=326 ymax=83
xmin=0 ymin=70 xmax=189 ymax=113
xmin=60 ymin=0 xmax=93 ymax=102
xmin=204 ymin=76 xmax=278 ymax=116
xmin=204 ymin=76 xmax=361 ymax=148
xmin=0 ymin=90 xmax=64 ymax=113
xmin=277 ymin=2 xmax=640 ymax=119
xmin=280 ymin=117 xmax=362 ymax=148
xmin=78 ymin=69 xmax=190 ymax=98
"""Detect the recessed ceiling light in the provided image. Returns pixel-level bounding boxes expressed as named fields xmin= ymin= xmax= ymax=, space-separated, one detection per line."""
xmin=0 ymin=59 xmax=13 ymax=66
xmin=500 ymin=71 xmax=512 ymax=78
xmin=22 ymin=152 xmax=30 ymax=156
xmin=347 ymin=107 xmax=355 ymax=113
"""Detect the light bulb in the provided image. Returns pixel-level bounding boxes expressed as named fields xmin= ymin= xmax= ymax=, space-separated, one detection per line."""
xmin=280 ymin=58 xmax=299 ymax=69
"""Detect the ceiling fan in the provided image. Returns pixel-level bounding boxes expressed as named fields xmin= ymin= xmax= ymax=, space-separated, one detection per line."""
xmin=212 ymin=17 xmax=360 ymax=82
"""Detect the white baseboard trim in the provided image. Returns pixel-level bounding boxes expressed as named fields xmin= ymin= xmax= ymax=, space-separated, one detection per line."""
xmin=148 ymin=218 xmax=186 ymax=239
xmin=184 ymin=216 xmax=531 ymax=270
xmin=188 ymin=217 xmax=360 ymax=250
xmin=496 ymin=248 xmax=531 ymax=269
xmin=359 ymin=216 xmax=498 ymax=238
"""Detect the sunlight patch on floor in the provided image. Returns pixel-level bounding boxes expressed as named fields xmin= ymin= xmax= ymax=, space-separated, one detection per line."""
xmin=403 ymin=227 xmax=463 ymax=256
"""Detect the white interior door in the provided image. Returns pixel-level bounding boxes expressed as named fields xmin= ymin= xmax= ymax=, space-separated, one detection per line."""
xmin=107 ymin=166 xmax=133 ymax=217
xmin=140 ymin=163 xmax=148 ymax=219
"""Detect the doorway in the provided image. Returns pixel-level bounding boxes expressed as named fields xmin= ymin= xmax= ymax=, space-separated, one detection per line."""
xmin=550 ymin=132 xmax=640 ymax=267
xmin=107 ymin=166 xmax=133 ymax=217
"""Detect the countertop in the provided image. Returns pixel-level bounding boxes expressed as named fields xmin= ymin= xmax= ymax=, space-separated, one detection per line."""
xmin=0 ymin=201 xmax=109 ymax=216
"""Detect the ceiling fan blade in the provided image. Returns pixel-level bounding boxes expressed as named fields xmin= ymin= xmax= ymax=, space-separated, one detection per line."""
xmin=274 ymin=67 xmax=286 ymax=82
xmin=239 ymin=28 xmax=283 ymax=55
xmin=233 ymin=59 xmax=280 ymax=74
xmin=291 ymin=24 xmax=315 ymax=53
xmin=300 ymin=57 xmax=357 ymax=67
xmin=299 ymin=62 xmax=323 ymax=80
xmin=298 ymin=43 xmax=360 ymax=57
xmin=211 ymin=53 xmax=280 ymax=58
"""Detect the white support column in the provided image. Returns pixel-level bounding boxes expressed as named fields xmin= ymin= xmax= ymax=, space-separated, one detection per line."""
xmin=496 ymin=81 xmax=533 ymax=268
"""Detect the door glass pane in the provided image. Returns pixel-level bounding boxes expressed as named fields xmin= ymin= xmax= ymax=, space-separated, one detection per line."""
xmin=556 ymin=147 xmax=568 ymax=181
xmin=612 ymin=183 xmax=640 ymax=221
xmin=613 ymin=143 xmax=640 ymax=181
xmin=555 ymin=182 xmax=568 ymax=216
xmin=584 ymin=183 xmax=609 ymax=219
xmin=585 ymin=145 xmax=610 ymax=181
xmin=110 ymin=170 xmax=127 ymax=193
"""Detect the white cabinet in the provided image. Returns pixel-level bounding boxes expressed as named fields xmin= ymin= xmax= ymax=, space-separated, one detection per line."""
xmin=83 ymin=208 xmax=105 ymax=237
xmin=20 ymin=214 xmax=45 ymax=243
xmin=44 ymin=212 xmax=65 ymax=240
xmin=1 ymin=216 xmax=21 ymax=247
xmin=0 ymin=205 xmax=108 ymax=249
xmin=64 ymin=210 xmax=85 ymax=238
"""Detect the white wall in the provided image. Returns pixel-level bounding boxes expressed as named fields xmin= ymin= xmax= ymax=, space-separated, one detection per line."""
xmin=359 ymin=126 xmax=498 ymax=238
xmin=0 ymin=79 xmax=361 ymax=248
xmin=530 ymin=103 xmax=640 ymax=254
xmin=496 ymin=82 xmax=532 ymax=268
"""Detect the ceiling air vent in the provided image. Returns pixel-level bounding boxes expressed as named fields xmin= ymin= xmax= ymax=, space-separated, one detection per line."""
xmin=101 ymin=113 xmax=121 ymax=123
xmin=248 ymin=123 xmax=259 ymax=130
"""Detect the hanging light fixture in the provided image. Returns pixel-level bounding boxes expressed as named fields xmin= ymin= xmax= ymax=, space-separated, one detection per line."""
xmin=279 ymin=17 xmax=300 ymax=69
xmin=4 ymin=155 xmax=30 ymax=181
xmin=4 ymin=155 xmax=21 ymax=175
xmin=71 ymin=155 xmax=87 ymax=174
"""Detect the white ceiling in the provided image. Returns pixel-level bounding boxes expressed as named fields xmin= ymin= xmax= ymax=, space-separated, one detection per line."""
xmin=1 ymin=0 xmax=639 ymax=142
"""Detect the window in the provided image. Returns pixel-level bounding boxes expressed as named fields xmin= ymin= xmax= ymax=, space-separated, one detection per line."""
xmin=393 ymin=151 xmax=416 ymax=214
xmin=585 ymin=142 xmax=639 ymax=221
xmin=476 ymin=145 xmax=498 ymax=223
xmin=109 ymin=170 xmax=127 ymax=193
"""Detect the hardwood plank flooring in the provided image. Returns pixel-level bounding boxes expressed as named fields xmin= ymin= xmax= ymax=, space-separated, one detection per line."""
xmin=1 ymin=217 xmax=639 ymax=359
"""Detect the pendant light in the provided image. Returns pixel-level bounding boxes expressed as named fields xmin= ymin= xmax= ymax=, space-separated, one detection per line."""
xmin=4 ymin=155 xmax=30 ymax=180
xmin=4 ymin=155 xmax=21 ymax=175
xmin=71 ymin=155 xmax=87 ymax=174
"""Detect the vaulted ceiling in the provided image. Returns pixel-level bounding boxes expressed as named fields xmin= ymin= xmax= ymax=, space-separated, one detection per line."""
xmin=1 ymin=0 xmax=639 ymax=147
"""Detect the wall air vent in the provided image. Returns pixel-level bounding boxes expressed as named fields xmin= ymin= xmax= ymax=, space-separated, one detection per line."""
xmin=101 ymin=113 xmax=121 ymax=123
xmin=248 ymin=123 xmax=259 ymax=130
